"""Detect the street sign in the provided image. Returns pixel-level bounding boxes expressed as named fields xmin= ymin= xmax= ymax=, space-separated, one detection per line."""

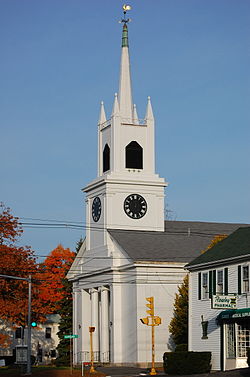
xmin=15 ymin=346 xmax=28 ymax=364
xmin=64 ymin=334 xmax=78 ymax=339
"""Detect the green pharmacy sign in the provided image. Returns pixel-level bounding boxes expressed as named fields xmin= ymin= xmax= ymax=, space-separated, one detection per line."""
xmin=212 ymin=294 xmax=237 ymax=309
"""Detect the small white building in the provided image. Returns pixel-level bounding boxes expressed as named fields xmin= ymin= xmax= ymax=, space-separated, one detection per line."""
xmin=67 ymin=11 xmax=248 ymax=366
xmin=0 ymin=314 xmax=60 ymax=364
xmin=186 ymin=227 xmax=250 ymax=371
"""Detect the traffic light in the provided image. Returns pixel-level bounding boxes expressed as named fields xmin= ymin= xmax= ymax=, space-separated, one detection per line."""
xmin=146 ymin=297 xmax=154 ymax=316
xmin=154 ymin=316 xmax=161 ymax=326
xmin=31 ymin=321 xmax=37 ymax=327
xmin=140 ymin=317 xmax=149 ymax=325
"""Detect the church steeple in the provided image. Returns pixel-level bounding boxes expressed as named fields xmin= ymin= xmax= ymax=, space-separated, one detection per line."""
xmin=118 ymin=13 xmax=133 ymax=120
xmin=84 ymin=5 xmax=167 ymax=239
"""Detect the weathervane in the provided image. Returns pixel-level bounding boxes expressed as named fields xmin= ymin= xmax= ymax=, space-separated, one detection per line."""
xmin=120 ymin=4 xmax=132 ymax=24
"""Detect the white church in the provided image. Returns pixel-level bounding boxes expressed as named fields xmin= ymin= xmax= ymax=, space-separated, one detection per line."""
xmin=67 ymin=9 xmax=244 ymax=366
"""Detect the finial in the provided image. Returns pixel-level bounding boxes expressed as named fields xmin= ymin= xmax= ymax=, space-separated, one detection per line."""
xmin=145 ymin=96 xmax=154 ymax=121
xmin=133 ymin=104 xmax=139 ymax=125
xmin=112 ymin=93 xmax=120 ymax=116
xmin=122 ymin=4 xmax=132 ymax=23
xmin=119 ymin=5 xmax=132 ymax=47
xmin=98 ymin=100 xmax=106 ymax=124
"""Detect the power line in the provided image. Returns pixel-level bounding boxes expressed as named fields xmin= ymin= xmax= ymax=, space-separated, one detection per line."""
xmin=0 ymin=218 xmax=237 ymax=237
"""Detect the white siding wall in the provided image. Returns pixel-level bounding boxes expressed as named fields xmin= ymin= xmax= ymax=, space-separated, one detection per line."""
xmin=189 ymin=270 xmax=224 ymax=370
xmin=189 ymin=261 xmax=250 ymax=371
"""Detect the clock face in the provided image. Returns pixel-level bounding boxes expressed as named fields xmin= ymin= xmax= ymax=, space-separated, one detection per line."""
xmin=92 ymin=196 xmax=101 ymax=222
xmin=124 ymin=194 xmax=147 ymax=219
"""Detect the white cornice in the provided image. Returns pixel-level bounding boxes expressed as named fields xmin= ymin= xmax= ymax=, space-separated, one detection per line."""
xmin=83 ymin=176 xmax=167 ymax=193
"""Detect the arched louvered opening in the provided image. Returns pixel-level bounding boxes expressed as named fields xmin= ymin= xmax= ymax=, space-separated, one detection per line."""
xmin=103 ymin=144 xmax=110 ymax=173
xmin=126 ymin=141 xmax=143 ymax=169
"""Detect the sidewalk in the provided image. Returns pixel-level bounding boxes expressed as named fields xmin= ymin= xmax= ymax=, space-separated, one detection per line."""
xmin=96 ymin=366 xmax=249 ymax=377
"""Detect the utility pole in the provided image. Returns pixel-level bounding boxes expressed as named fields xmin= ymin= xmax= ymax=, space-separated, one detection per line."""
xmin=0 ymin=274 xmax=32 ymax=375
xmin=27 ymin=275 xmax=32 ymax=375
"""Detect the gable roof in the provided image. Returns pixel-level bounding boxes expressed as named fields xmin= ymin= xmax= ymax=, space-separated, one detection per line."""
xmin=186 ymin=226 xmax=250 ymax=269
xmin=108 ymin=221 xmax=248 ymax=263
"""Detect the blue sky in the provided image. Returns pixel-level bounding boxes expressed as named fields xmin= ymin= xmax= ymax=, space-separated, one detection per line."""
xmin=1 ymin=0 xmax=249 ymax=259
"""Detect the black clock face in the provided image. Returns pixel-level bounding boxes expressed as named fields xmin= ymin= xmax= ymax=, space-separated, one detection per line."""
xmin=92 ymin=196 xmax=101 ymax=222
xmin=124 ymin=194 xmax=147 ymax=219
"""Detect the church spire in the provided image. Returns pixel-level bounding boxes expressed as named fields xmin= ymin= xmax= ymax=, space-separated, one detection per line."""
xmin=98 ymin=101 xmax=106 ymax=124
xmin=118 ymin=6 xmax=133 ymax=120
xmin=145 ymin=96 xmax=154 ymax=121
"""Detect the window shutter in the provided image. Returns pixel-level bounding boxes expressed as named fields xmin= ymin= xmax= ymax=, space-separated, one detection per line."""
xmin=238 ymin=265 xmax=242 ymax=295
xmin=224 ymin=268 xmax=228 ymax=295
xmin=198 ymin=272 xmax=201 ymax=300
xmin=213 ymin=270 xmax=216 ymax=295
xmin=209 ymin=270 xmax=213 ymax=298
xmin=15 ymin=327 xmax=22 ymax=339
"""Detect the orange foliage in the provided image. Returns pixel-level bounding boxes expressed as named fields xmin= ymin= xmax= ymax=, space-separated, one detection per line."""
xmin=37 ymin=244 xmax=75 ymax=313
xmin=0 ymin=203 xmax=75 ymax=327
xmin=0 ymin=202 xmax=23 ymax=245
xmin=0 ymin=203 xmax=47 ymax=325
xmin=0 ymin=333 xmax=11 ymax=348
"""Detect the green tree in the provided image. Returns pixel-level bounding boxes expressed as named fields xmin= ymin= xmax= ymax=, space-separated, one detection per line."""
xmin=56 ymin=238 xmax=83 ymax=365
xmin=169 ymin=274 xmax=188 ymax=346
xmin=56 ymin=278 xmax=73 ymax=366
xmin=75 ymin=237 xmax=84 ymax=253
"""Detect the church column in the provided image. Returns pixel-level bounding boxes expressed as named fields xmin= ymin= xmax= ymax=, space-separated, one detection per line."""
xmin=90 ymin=288 xmax=99 ymax=358
xmin=81 ymin=289 xmax=91 ymax=362
xmin=100 ymin=286 xmax=110 ymax=362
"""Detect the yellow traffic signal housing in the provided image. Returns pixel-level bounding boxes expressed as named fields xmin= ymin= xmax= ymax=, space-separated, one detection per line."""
xmin=154 ymin=316 xmax=161 ymax=325
xmin=140 ymin=317 xmax=149 ymax=325
xmin=146 ymin=296 xmax=154 ymax=316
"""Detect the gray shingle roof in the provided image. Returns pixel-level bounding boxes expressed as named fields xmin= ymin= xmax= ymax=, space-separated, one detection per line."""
xmin=186 ymin=226 xmax=250 ymax=268
xmin=108 ymin=221 xmax=249 ymax=263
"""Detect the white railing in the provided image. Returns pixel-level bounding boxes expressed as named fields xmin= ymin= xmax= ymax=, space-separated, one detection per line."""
xmin=76 ymin=351 xmax=110 ymax=364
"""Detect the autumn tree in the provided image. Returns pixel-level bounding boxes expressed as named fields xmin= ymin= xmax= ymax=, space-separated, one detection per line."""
xmin=38 ymin=244 xmax=75 ymax=313
xmin=0 ymin=203 xmax=43 ymax=326
xmin=201 ymin=234 xmax=227 ymax=254
xmin=169 ymin=274 xmax=189 ymax=346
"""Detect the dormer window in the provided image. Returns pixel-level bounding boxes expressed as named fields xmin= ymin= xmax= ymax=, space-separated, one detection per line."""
xmin=103 ymin=144 xmax=110 ymax=173
xmin=126 ymin=141 xmax=143 ymax=169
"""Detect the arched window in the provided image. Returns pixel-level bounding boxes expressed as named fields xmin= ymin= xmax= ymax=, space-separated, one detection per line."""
xmin=103 ymin=144 xmax=110 ymax=173
xmin=126 ymin=141 xmax=143 ymax=169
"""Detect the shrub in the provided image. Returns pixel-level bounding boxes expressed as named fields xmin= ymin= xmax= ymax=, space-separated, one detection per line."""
xmin=175 ymin=344 xmax=188 ymax=352
xmin=163 ymin=351 xmax=211 ymax=375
